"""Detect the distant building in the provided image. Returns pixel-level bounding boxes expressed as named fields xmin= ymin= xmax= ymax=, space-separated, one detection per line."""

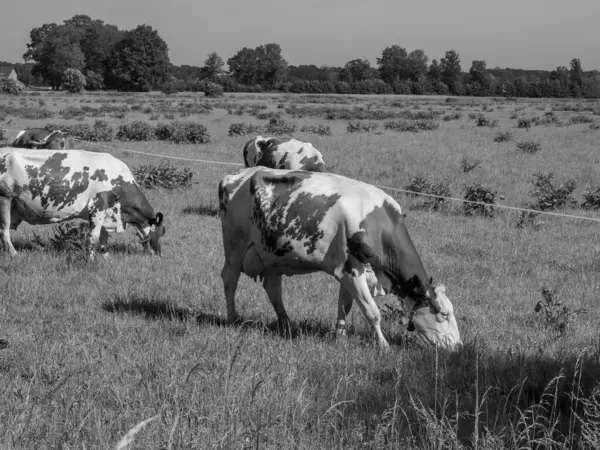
xmin=0 ymin=65 xmax=18 ymax=81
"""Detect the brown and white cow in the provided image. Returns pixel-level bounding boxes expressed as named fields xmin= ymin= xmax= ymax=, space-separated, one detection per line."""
xmin=242 ymin=136 xmax=326 ymax=172
xmin=0 ymin=148 xmax=165 ymax=259
xmin=218 ymin=167 xmax=462 ymax=351
xmin=13 ymin=128 xmax=72 ymax=150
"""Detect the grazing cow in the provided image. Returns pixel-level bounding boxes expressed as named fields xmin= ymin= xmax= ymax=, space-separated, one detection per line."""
xmin=0 ymin=148 xmax=165 ymax=258
xmin=218 ymin=167 xmax=462 ymax=351
xmin=13 ymin=128 xmax=72 ymax=150
xmin=242 ymin=136 xmax=326 ymax=172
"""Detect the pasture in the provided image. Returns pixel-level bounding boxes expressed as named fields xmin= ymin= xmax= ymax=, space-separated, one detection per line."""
xmin=1 ymin=90 xmax=600 ymax=449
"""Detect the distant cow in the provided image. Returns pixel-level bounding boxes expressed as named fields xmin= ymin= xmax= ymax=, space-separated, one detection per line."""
xmin=242 ymin=136 xmax=326 ymax=172
xmin=0 ymin=148 xmax=165 ymax=259
xmin=218 ymin=167 xmax=462 ymax=351
xmin=13 ymin=128 xmax=72 ymax=150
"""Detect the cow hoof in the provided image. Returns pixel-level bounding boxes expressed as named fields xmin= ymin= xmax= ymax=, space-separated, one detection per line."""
xmin=227 ymin=315 xmax=243 ymax=326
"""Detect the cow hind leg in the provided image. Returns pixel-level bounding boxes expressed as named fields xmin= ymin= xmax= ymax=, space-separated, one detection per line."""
xmin=88 ymin=209 xmax=108 ymax=261
xmin=221 ymin=260 xmax=242 ymax=324
xmin=262 ymin=273 xmax=291 ymax=335
xmin=0 ymin=197 xmax=16 ymax=256
xmin=339 ymin=270 xmax=390 ymax=350
xmin=336 ymin=285 xmax=353 ymax=336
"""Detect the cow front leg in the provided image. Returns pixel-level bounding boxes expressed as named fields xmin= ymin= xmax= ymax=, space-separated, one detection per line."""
xmin=0 ymin=197 xmax=16 ymax=256
xmin=221 ymin=260 xmax=242 ymax=324
xmin=336 ymin=285 xmax=353 ymax=336
xmin=262 ymin=273 xmax=291 ymax=334
xmin=99 ymin=227 xmax=110 ymax=259
xmin=88 ymin=209 xmax=107 ymax=261
xmin=340 ymin=270 xmax=390 ymax=350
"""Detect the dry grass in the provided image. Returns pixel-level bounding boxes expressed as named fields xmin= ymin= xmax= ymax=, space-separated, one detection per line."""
xmin=1 ymin=90 xmax=600 ymax=448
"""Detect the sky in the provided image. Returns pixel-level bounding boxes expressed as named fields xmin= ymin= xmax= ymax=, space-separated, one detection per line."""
xmin=1 ymin=0 xmax=599 ymax=71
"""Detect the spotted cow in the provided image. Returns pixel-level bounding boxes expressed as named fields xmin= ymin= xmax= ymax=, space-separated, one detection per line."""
xmin=242 ymin=136 xmax=326 ymax=172
xmin=0 ymin=148 xmax=165 ymax=258
xmin=13 ymin=128 xmax=72 ymax=150
xmin=218 ymin=167 xmax=462 ymax=351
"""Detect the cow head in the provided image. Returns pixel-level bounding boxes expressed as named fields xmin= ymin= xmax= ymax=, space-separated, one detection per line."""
xmin=403 ymin=276 xmax=462 ymax=351
xmin=136 ymin=212 xmax=166 ymax=256
xmin=30 ymin=130 xmax=69 ymax=150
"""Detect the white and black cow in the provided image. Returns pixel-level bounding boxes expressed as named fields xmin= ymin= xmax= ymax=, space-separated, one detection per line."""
xmin=242 ymin=136 xmax=326 ymax=172
xmin=0 ymin=148 xmax=165 ymax=258
xmin=218 ymin=167 xmax=462 ymax=351
xmin=13 ymin=128 xmax=72 ymax=150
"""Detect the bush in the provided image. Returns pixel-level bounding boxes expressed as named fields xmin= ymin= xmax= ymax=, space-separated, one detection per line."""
xmin=383 ymin=120 xmax=419 ymax=132
xmin=62 ymin=69 xmax=86 ymax=93
xmin=133 ymin=163 xmax=193 ymax=189
xmin=116 ymin=121 xmax=156 ymax=141
xmin=405 ymin=175 xmax=451 ymax=210
xmin=266 ymin=117 xmax=297 ymax=135
xmin=517 ymin=117 xmax=534 ymax=129
xmin=463 ymin=184 xmax=497 ymax=217
xmin=84 ymin=71 xmax=104 ymax=91
xmin=299 ymin=124 xmax=332 ymax=136
xmin=157 ymin=121 xmax=211 ymax=144
xmin=534 ymin=287 xmax=586 ymax=335
xmin=581 ymin=187 xmax=600 ymax=209
xmin=494 ymin=131 xmax=513 ymax=142
xmin=516 ymin=140 xmax=541 ymax=153
xmin=203 ymin=82 xmax=224 ymax=98
xmin=569 ymin=115 xmax=593 ymax=125
xmin=228 ymin=123 xmax=266 ymax=137
xmin=475 ymin=114 xmax=497 ymax=127
xmin=0 ymin=78 xmax=25 ymax=94
xmin=347 ymin=121 xmax=379 ymax=133
xmin=530 ymin=172 xmax=576 ymax=211
xmin=442 ymin=112 xmax=462 ymax=121
xmin=161 ymin=81 xmax=179 ymax=95
xmin=460 ymin=157 xmax=481 ymax=172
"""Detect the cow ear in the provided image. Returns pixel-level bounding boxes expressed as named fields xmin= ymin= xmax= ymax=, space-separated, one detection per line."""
xmin=154 ymin=212 xmax=164 ymax=226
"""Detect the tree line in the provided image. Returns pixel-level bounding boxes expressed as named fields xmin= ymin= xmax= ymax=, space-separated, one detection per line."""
xmin=13 ymin=14 xmax=600 ymax=98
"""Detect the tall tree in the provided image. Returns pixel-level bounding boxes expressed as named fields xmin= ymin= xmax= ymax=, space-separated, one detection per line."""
xmin=407 ymin=49 xmax=429 ymax=81
xmin=428 ymin=59 xmax=441 ymax=81
xmin=227 ymin=47 xmax=258 ymax=85
xmin=570 ymin=58 xmax=583 ymax=97
xmin=30 ymin=26 xmax=85 ymax=90
xmin=23 ymin=23 xmax=58 ymax=62
xmin=440 ymin=49 xmax=462 ymax=92
xmin=80 ymin=21 xmax=124 ymax=78
xmin=340 ymin=59 xmax=373 ymax=83
xmin=469 ymin=60 xmax=487 ymax=84
xmin=107 ymin=25 xmax=170 ymax=91
xmin=377 ymin=45 xmax=409 ymax=83
xmin=201 ymin=52 xmax=224 ymax=81
xmin=256 ymin=43 xmax=288 ymax=88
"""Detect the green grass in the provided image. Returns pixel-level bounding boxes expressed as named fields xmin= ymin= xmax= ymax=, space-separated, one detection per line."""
xmin=1 ymin=91 xmax=600 ymax=449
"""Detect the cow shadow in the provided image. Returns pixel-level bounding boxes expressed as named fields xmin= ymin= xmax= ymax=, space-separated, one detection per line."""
xmin=182 ymin=205 xmax=220 ymax=217
xmin=101 ymin=294 xmax=342 ymax=341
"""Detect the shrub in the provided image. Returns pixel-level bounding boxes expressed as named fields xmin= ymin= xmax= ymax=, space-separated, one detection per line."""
xmin=84 ymin=71 xmax=104 ymax=91
xmin=468 ymin=113 xmax=478 ymax=120
xmin=515 ymin=211 xmax=540 ymax=229
xmin=569 ymin=115 xmax=593 ymax=125
xmin=160 ymin=121 xmax=211 ymax=144
xmin=494 ymin=131 xmax=513 ymax=142
xmin=442 ymin=112 xmax=462 ymax=121
xmin=299 ymin=124 xmax=332 ymax=136
xmin=517 ymin=117 xmax=533 ymax=129
xmin=0 ymin=78 xmax=25 ymax=94
xmin=405 ymin=175 xmax=451 ymax=210
xmin=516 ymin=140 xmax=541 ymax=153
xmin=383 ymin=120 xmax=419 ymax=132
xmin=203 ymin=82 xmax=224 ymax=98
xmin=459 ymin=157 xmax=481 ymax=173
xmin=414 ymin=120 xmax=440 ymax=131
xmin=62 ymin=68 xmax=86 ymax=93
xmin=161 ymin=81 xmax=179 ymax=95
xmin=228 ymin=123 xmax=265 ymax=137
xmin=530 ymin=172 xmax=576 ymax=211
xmin=0 ymin=126 xmax=8 ymax=147
xmin=116 ymin=121 xmax=156 ymax=141
xmin=581 ymin=186 xmax=600 ymax=209
xmin=463 ymin=184 xmax=497 ymax=217
xmin=347 ymin=121 xmax=379 ymax=133
xmin=590 ymin=123 xmax=600 ymax=130
xmin=475 ymin=114 xmax=491 ymax=127
xmin=534 ymin=287 xmax=586 ymax=335
xmin=133 ymin=163 xmax=193 ymax=189
xmin=266 ymin=117 xmax=296 ymax=135
xmin=46 ymin=120 xmax=114 ymax=142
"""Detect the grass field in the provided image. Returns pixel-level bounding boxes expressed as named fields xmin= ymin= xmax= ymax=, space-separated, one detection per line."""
xmin=1 ymin=90 xmax=600 ymax=449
